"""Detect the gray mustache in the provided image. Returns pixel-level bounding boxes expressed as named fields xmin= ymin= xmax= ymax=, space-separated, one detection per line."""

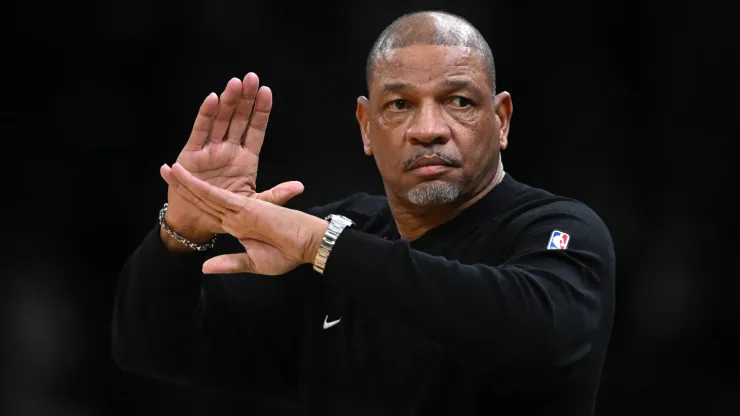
xmin=404 ymin=151 xmax=462 ymax=171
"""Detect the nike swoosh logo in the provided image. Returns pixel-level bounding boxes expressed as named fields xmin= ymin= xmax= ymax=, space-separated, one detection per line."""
xmin=323 ymin=315 xmax=341 ymax=330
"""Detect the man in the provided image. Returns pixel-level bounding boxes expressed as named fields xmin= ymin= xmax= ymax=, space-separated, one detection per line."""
xmin=112 ymin=10 xmax=615 ymax=416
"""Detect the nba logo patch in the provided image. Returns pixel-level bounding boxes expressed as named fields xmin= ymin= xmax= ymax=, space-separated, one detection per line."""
xmin=547 ymin=230 xmax=570 ymax=250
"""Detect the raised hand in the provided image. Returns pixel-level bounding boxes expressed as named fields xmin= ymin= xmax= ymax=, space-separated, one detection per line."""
xmin=162 ymin=163 xmax=330 ymax=275
xmin=160 ymin=74 xmax=304 ymax=249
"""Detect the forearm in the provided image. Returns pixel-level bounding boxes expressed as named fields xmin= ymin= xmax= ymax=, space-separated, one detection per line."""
xmin=322 ymin=229 xmax=602 ymax=372
xmin=112 ymin=225 xmax=210 ymax=384
xmin=113 ymin=225 xmax=306 ymax=396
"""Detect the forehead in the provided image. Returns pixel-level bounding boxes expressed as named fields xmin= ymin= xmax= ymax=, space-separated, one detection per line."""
xmin=369 ymin=44 xmax=489 ymax=92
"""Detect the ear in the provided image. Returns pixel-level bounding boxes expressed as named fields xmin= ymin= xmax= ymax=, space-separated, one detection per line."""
xmin=356 ymin=96 xmax=372 ymax=156
xmin=494 ymin=92 xmax=513 ymax=151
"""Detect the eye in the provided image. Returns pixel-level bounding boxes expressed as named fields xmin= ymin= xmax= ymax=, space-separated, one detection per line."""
xmin=450 ymin=96 xmax=473 ymax=108
xmin=389 ymin=99 xmax=407 ymax=111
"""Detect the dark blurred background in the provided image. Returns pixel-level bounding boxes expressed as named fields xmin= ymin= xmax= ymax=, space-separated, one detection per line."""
xmin=6 ymin=0 xmax=738 ymax=414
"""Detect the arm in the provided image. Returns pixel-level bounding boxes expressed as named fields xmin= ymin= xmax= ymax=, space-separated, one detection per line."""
xmin=322 ymin=206 xmax=614 ymax=373
xmin=163 ymin=165 xmax=615 ymax=374
xmin=112 ymin=73 xmax=307 ymax=399
xmin=112 ymin=224 xmax=308 ymax=398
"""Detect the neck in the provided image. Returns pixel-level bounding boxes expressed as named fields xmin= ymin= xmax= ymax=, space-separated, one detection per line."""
xmin=388 ymin=162 xmax=505 ymax=241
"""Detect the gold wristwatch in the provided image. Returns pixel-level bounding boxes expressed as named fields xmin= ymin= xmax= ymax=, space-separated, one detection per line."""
xmin=313 ymin=214 xmax=355 ymax=274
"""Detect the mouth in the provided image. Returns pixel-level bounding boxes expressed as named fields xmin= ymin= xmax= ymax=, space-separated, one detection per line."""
xmin=406 ymin=156 xmax=453 ymax=171
xmin=405 ymin=156 xmax=457 ymax=177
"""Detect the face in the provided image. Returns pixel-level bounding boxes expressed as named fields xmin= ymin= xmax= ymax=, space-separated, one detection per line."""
xmin=357 ymin=44 xmax=512 ymax=207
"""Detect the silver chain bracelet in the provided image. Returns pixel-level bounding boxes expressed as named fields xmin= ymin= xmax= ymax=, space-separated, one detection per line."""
xmin=158 ymin=203 xmax=217 ymax=252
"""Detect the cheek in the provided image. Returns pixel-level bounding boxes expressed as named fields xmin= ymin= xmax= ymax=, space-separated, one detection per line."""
xmin=371 ymin=120 xmax=405 ymax=152
xmin=457 ymin=126 xmax=498 ymax=167
xmin=369 ymin=131 xmax=402 ymax=172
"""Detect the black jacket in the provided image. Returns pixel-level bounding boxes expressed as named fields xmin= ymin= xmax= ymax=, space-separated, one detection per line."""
xmin=112 ymin=174 xmax=616 ymax=415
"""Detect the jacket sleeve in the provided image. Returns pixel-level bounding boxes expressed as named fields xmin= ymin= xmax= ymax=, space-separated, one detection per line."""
xmin=111 ymin=224 xmax=309 ymax=400
xmin=321 ymin=202 xmax=615 ymax=374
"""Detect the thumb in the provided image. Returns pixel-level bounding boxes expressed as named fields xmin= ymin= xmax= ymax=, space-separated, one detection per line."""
xmin=256 ymin=181 xmax=305 ymax=206
xmin=202 ymin=253 xmax=253 ymax=274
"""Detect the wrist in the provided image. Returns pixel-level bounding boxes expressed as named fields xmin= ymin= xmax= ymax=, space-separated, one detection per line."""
xmin=303 ymin=217 xmax=330 ymax=265
xmin=160 ymin=225 xmax=200 ymax=253
xmin=163 ymin=216 xmax=214 ymax=244
xmin=159 ymin=204 xmax=216 ymax=253
xmin=306 ymin=214 xmax=355 ymax=274
xmin=160 ymin=225 xmax=216 ymax=253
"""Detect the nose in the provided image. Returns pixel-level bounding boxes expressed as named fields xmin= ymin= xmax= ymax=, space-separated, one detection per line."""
xmin=405 ymin=101 xmax=450 ymax=146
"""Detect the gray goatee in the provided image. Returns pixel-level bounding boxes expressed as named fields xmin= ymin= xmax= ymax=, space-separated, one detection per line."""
xmin=407 ymin=181 xmax=463 ymax=205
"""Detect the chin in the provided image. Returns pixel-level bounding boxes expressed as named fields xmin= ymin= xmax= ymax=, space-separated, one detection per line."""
xmin=406 ymin=181 xmax=463 ymax=206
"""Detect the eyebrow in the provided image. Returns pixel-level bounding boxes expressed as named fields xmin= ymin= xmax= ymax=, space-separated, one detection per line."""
xmin=382 ymin=82 xmax=409 ymax=92
xmin=443 ymin=79 xmax=471 ymax=90
xmin=380 ymin=79 xmax=473 ymax=93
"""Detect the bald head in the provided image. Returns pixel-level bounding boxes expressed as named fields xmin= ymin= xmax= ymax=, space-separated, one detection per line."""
xmin=366 ymin=11 xmax=496 ymax=93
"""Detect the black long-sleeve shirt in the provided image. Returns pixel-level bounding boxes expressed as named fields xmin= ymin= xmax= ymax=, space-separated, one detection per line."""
xmin=112 ymin=174 xmax=615 ymax=415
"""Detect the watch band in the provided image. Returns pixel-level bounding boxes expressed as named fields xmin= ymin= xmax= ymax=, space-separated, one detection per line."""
xmin=313 ymin=214 xmax=355 ymax=274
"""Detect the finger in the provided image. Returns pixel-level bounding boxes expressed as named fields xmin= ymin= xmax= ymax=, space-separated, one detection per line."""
xmin=242 ymin=86 xmax=272 ymax=154
xmin=160 ymin=164 xmax=226 ymax=219
xmin=184 ymin=93 xmax=219 ymax=150
xmin=170 ymin=162 xmax=246 ymax=212
xmin=161 ymin=164 xmax=225 ymax=218
xmin=225 ymin=73 xmax=260 ymax=144
xmin=209 ymin=78 xmax=243 ymax=143
xmin=256 ymin=181 xmax=305 ymax=206
xmin=203 ymin=253 xmax=253 ymax=274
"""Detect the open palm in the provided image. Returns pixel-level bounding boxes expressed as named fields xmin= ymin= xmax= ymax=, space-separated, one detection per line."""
xmin=161 ymin=74 xmax=303 ymax=242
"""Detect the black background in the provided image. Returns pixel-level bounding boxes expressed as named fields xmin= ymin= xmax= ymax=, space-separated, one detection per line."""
xmin=6 ymin=0 xmax=738 ymax=414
